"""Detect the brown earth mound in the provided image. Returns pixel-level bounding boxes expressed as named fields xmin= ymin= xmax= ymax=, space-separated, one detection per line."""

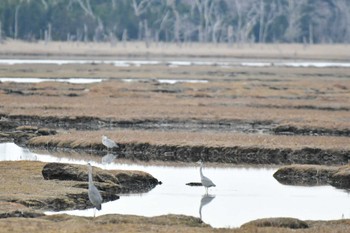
xmin=0 ymin=161 xmax=159 ymax=211
xmin=273 ymin=164 xmax=350 ymax=189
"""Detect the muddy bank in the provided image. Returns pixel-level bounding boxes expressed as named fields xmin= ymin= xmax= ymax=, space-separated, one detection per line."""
xmin=1 ymin=114 xmax=350 ymax=137
xmin=1 ymin=213 xmax=350 ymax=233
xmin=0 ymin=161 xmax=159 ymax=211
xmin=26 ymin=140 xmax=350 ymax=166
xmin=42 ymin=162 xmax=160 ymax=194
xmin=273 ymin=164 xmax=350 ymax=189
xmin=241 ymin=217 xmax=309 ymax=229
xmin=0 ymin=202 xmax=44 ymax=219
xmin=0 ymin=214 xmax=212 ymax=233
xmin=119 ymin=143 xmax=350 ymax=165
xmin=1 ymin=120 xmax=348 ymax=165
xmin=242 ymin=218 xmax=350 ymax=232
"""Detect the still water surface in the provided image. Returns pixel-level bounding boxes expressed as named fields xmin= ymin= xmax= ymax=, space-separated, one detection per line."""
xmin=1 ymin=58 xmax=350 ymax=68
xmin=1 ymin=142 xmax=349 ymax=228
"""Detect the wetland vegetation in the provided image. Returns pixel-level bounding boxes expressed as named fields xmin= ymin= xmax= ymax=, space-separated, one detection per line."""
xmin=0 ymin=41 xmax=349 ymax=232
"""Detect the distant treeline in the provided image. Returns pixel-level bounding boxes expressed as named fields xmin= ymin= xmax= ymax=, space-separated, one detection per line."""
xmin=0 ymin=0 xmax=349 ymax=44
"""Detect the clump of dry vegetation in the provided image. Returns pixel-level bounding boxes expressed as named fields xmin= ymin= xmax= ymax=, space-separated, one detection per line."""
xmin=241 ymin=217 xmax=309 ymax=229
xmin=1 ymin=213 xmax=350 ymax=233
xmin=0 ymin=161 xmax=157 ymax=211
xmin=28 ymin=129 xmax=350 ymax=150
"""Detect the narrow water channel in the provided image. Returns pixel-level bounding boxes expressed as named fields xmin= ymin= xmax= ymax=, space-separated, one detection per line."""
xmin=1 ymin=142 xmax=349 ymax=228
xmin=0 ymin=58 xmax=349 ymax=68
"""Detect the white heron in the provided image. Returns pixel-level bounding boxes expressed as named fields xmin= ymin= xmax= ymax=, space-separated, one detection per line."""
xmin=102 ymin=135 xmax=119 ymax=151
xmin=197 ymin=160 xmax=216 ymax=194
xmin=87 ymin=163 xmax=103 ymax=216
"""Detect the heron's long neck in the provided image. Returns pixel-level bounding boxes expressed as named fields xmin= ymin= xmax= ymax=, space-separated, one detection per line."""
xmin=88 ymin=167 xmax=93 ymax=185
xmin=199 ymin=164 xmax=204 ymax=177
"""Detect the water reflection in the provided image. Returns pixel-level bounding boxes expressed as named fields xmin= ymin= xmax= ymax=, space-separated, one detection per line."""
xmin=0 ymin=59 xmax=350 ymax=68
xmin=0 ymin=142 xmax=37 ymax=161
xmin=199 ymin=194 xmax=215 ymax=221
xmin=1 ymin=142 xmax=350 ymax=228
xmin=101 ymin=153 xmax=117 ymax=165
xmin=0 ymin=77 xmax=103 ymax=84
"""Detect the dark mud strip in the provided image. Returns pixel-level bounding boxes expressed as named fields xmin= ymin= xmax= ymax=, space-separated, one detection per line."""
xmin=27 ymin=142 xmax=350 ymax=166
xmin=249 ymin=104 xmax=350 ymax=112
xmin=0 ymin=115 xmax=105 ymax=130
xmin=0 ymin=114 xmax=276 ymax=133
xmin=241 ymin=217 xmax=309 ymax=229
xmin=273 ymin=164 xmax=350 ymax=189
xmin=273 ymin=125 xmax=350 ymax=137
xmin=2 ymin=114 xmax=349 ymax=137
xmin=42 ymin=163 xmax=160 ymax=195
xmin=119 ymin=144 xmax=350 ymax=165
xmin=0 ymin=210 xmax=45 ymax=219
xmin=273 ymin=165 xmax=337 ymax=186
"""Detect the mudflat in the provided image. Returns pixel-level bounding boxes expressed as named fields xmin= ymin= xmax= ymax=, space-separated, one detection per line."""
xmin=0 ymin=41 xmax=350 ymax=232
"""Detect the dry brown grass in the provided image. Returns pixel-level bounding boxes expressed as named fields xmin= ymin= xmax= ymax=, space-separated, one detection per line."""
xmin=0 ymin=214 xmax=350 ymax=233
xmin=1 ymin=55 xmax=349 ymax=155
xmin=28 ymin=129 xmax=350 ymax=150
xmin=0 ymin=161 xmax=84 ymax=203
xmin=1 ymin=41 xmax=350 ymax=232
xmin=1 ymin=73 xmax=349 ymax=130
xmin=1 ymin=40 xmax=350 ymax=61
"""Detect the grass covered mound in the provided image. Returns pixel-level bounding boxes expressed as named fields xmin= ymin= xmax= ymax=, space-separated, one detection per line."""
xmin=0 ymin=161 xmax=158 ymax=211
xmin=274 ymin=164 xmax=350 ymax=189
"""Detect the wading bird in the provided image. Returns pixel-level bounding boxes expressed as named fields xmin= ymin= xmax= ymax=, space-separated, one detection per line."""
xmin=87 ymin=163 xmax=102 ymax=216
xmin=102 ymin=135 xmax=119 ymax=151
xmin=197 ymin=160 xmax=216 ymax=194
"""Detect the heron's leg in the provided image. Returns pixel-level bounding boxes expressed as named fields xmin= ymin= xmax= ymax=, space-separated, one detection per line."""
xmin=93 ymin=208 xmax=96 ymax=217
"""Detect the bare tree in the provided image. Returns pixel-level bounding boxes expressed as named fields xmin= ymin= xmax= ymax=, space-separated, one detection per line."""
xmin=48 ymin=23 xmax=52 ymax=42
xmin=132 ymin=0 xmax=152 ymax=16
xmin=258 ymin=0 xmax=265 ymax=43
xmin=83 ymin=24 xmax=88 ymax=42
xmin=227 ymin=25 xmax=233 ymax=47
xmin=14 ymin=4 xmax=21 ymax=39
xmin=68 ymin=0 xmax=95 ymax=19
xmin=122 ymin=28 xmax=128 ymax=47
xmin=0 ymin=21 xmax=3 ymax=42
xmin=110 ymin=0 xmax=116 ymax=9
xmin=144 ymin=20 xmax=151 ymax=47
xmin=284 ymin=0 xmax=306 ymax=42
xmin=167 ymin=0 xmax=181 ymax=44
xmin=329 ymin=0 xmax=350 ymax=43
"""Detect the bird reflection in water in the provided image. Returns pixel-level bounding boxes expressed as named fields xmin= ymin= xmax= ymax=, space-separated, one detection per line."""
xmin=199 ymin=194 xmax=216 ymax=220
xmin=101 ymin=153 xmax=117 ymax=164
xmin=101 ymin=135 xmax=119 ymax=165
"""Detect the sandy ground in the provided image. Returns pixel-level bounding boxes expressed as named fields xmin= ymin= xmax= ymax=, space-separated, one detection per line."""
xmin=1 ymin=40 xmax=350 ymax=60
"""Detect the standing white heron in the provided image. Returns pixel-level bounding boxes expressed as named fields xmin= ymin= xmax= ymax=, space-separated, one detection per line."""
xmin=87 ymin=163 xmax=103 ymax=216
xmin=197 ymin=160 xmax=216 ymax=194
xmin=102 ymin=135 xmax=119 ymax=151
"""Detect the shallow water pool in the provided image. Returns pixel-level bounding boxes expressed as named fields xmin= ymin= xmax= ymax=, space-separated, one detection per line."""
xmin=0 ymin=142 xmax=349 ymax=228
